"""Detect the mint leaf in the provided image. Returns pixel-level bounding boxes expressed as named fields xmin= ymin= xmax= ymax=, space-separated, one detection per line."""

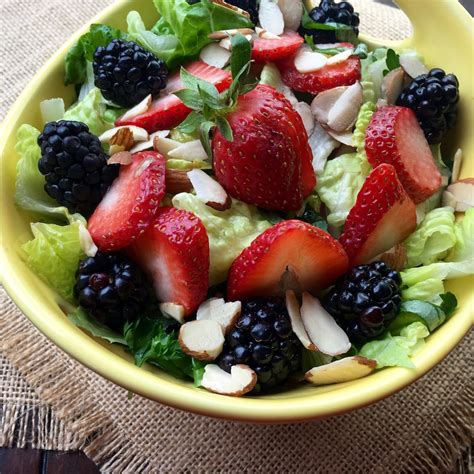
xmin=439 ymin=292 xmax=458 ymax=317
xmin=173 ymin=89 xmax=204 ymax=110
xmin=230 ymin=33 xmax=252 ymax=79
xmin=200 ymin=120 xmax=216 ymax=158
xmin=383 ymin=48 xmax=401 ymax=76
xmin=176 ymin=111 xmax=204 ymax=134
xmin=216 ymin=116 xmax=234 ymax=142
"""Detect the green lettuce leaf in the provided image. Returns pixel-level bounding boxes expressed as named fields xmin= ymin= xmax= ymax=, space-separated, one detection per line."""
xmin=128 ymin=0 xmax=252 ymax=69
xmin=172 ymin=193 xmax=271 ymax=284
xmin=68 ymin=307 xmax=126 ymax=344
xmin=63 ymin=88 xmax=116 ymax=136
xmin=359 ymin=322 xmax=429 ymax=368
xmin=124 ymin=315 xmax=195 ymax=380
xmin=65 ymin=24 xmax=125 ymax=85
xmin=352 ymin=101 xmax=376 ymax=162
xmin=404 ymin=207 xmax=456 ymax=267
xmin=316 ymin=153 xmax=371 ymax=228
xmin=22 ymin=222 xmax=85 ymax=302
xmin=448 ymin=208 xmax=474 ymax=262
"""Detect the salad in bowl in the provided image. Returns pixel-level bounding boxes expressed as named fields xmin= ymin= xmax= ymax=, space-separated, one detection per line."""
xmin=10 ymin=0 xmax=473 ymax=398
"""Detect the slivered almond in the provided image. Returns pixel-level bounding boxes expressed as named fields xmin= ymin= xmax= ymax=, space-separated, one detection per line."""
xmin=201 ymin=364 xmax=257 ymax=396
xmin=187 ymin=169 xmax=231 ymax=210
xmin=107 ymin=151 xmax=133 ymax=165
xmin=311 ymin=86 xmax=348 ymax=124
xmin=326 ymin=49 xmax=354 ymax=65
xmin=153 ymin=136 xmax=182 ymax=157
xmin=381 ymin=68 xmax=406 ymax=105
xmin=327 ymin=81 xmax=363 ymax=132
xmin=200 ymin=43 xmax=232 ymax=68
xmin=160 ymin=302 xmax=186 ymax=324
xmin=130 ymin=130 xmax=170 ymax=153
xmin=255 ymin=27 xmax=281 ymax=40
xmin=305 ymin=356 xmax=376 ymax=385
xmin=196 ymin=298 xmax=241 ymax=334
xmin=178 ymin=320 xmax=225 ymax=361
xmin=259 ymin=0 xmax=284 ymax=36
xmin=165 ymin=169 xmax=193 ymax=194
xmin=219 ymin=35 xmax=253 ymax=50
xmin=451 ymin=149 xmax=463 ymax=182
xmin=119 ymin=94 xmax=152 ymax=122
xmin=286 ymin=290 xmax=316 ymax=351
xmin=442 ymin=178 xmax=474 ymax=212
xmin=375 ymin=244 xmax=407 ymax=271
xmin=279 ymin=0 xmax=304 ymax=31
xmin=208 ymin=28 xmax=255 ymax=40
xmin=294 ymin=49 xmax=328 ymax=73
xmin=211 ymin=0 xmax=250 ymax=18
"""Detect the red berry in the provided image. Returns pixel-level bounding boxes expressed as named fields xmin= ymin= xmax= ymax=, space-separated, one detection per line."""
xmin=212 ymin=84 xmax=316 ymax=211
xmin=365 ymin=106 xmax=442 ymax=204
xmin=116 ymin=61 xmax=232 ymax=132
xmin=276 ymin=53 xmax=361 ymax=95
xmin=88 ymin=151 xmax=166 ymax=252
xmin=339 ymin=164 xmax=417 ymax=265
xmin=227 ymin=220 xmax=349 ymax=301
xmin=252 ymin=31 xmax=304 ymax=62
xmin=129 ymin=207 xmax=210 ymax=316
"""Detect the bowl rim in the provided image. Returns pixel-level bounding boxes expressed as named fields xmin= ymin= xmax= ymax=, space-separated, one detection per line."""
xmin=0 ymin=0 xmax=473 ymax=423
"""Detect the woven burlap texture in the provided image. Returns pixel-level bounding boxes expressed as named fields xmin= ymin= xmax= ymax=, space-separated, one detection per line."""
xmin=0 ymin=1 xmax=472 ymax=473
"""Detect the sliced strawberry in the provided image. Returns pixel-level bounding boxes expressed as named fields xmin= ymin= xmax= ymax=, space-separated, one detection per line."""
xmin=339 ymin=164 xmax=417 ymax=265
xmin=227 ymin=220 xmax=349 ymax=301
xmin=88 ymin=151 xmax=166 ymax=252
xmin=116 ymin=61 xmax=232 ymax=133
xmin=276 ymin=54 xmax=361 ymax=95
xmin=252 ymin=31 xmax=304 ymax=63
xmin=129 ymin=207 xmax=209 ymax=316
xmin=365 ymin=106 xmax=442 ymax=204
xmin=213 ymin=84 xmax=315 ymax=211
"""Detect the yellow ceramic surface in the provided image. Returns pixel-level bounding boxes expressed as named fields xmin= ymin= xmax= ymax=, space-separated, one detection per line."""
xmin=0 ymin=0 xmax=473 ymax=422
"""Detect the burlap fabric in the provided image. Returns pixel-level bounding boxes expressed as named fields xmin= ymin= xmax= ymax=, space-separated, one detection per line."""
xmin=0 ymin=1 xmax=472 ymax=472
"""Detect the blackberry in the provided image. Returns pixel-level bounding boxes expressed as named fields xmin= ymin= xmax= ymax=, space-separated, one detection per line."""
xmin=396 ymin=68 xmax=459 ymax=144
xmin=217 ymin=298 xmax=302 ymax=393
xmin=300 ymin=0 xmax=359 ymax=44
xmin=187 ymin=0 xmax=258 ymax=24
xmin=93 ymin=39 xmax=168 ymax=108
xmin=37 ymin=120 xmax=118 ymax=217
xmin=74 ymin=252 xmax=148 ymax=332
xmin=323 ymin=261 xmax=402 ymax=344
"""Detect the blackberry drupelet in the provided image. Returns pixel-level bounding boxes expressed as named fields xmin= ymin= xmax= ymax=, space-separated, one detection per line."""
xmin=74 ymin=252 xmax=148 ymax=332
xmin=37 ymin=120 xmax=118 ymax=217
xmin=323 ymin=261 xmax=402 ymax=344
xmin=187 ymin=0 xmax=258 ymax=23
xmin=93 ymin=39 xmax=168 ymax=108
xmin=217 ymin=298 xmax=302 ymax=393
xmin=300 ymin=0 xmax=359 ymax=44
xmin=397 ymin=68 xmax=459 ymax=144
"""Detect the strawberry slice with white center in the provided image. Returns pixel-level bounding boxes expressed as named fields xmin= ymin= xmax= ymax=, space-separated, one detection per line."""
xmin=227 ymin=220 xmax=349 ymax=301
xmin=116 ymin=61 xmax=232 ymax=133
xmin=276 ymin=53 xmax=361 ymax=95
xmin=88 ymin=151 xmax=166 ymax=252
xmin=339 ymin=164 xmax=417 ymax=265
xmin=252 ymin=30 xmax=304 ymax=63
xmin=365 ymin=106 xmax=442 ymax=204
xmin=129 ymin=207 xmax=210 ymax=316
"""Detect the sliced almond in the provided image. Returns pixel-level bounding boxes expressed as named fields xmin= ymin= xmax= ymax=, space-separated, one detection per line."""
xmin=255 ymin=27 xmax=281 ymax=40
xmin=308 ymin=122 xmax=339 ymax=174
xmin=154 ymin=136 xmax=182 ymax=157
xmin=279 ymin=0 xmax=304 ymax=31
xmin=374 ymin=243 xmax=407 ymax=271
xmin=201 ymin=364 xmax=257 ymax=396
xmin=442 ymin=179 xmax=474 ymax=212
xmin=160 ymin=302 xmax=186 ymax=324
xmin=219 ymin=35 xmax=253 ymax=51
xmin=211 ymin=0 xmax=250 ymax=19
xmin=168 ymin=140 xmax=209 ymax=162
xmin=324 ymin=127 xmax=354 ymax=146
xmin=294 ymin=102 xmax=315 ymax=136
xmin=451 ymin=148 xmax=463 ymax=183
xmin=381 ymin=67 xmax=405 ymax=105
xmin=300 ymin=292 xmax=351 ymax=356
xmin=196 ymin=298 xmax=241 ymax=334
xmin=326 ymin=49 xmax=354 ymax=65
xmin=399 ymin=51 xmax=429 ymax=79
xmin=208 ymin=28 xmax=255 ymax=40
xmin=107 ymin=151 xmax=133 ymax=165
xmin=130 ymin=130 xmax=170 ymax=153
xmin=294 ymin=49 xmax=328 ymax=73
xmin=305 ymin=356 xmax=376 ymax=385
xmin=119 ymin=95 xmax=152 ymax=122
xmin=286 ymin=290 xmax=316 ymax=351
xmin=99 ymin=126 xmax=149 ymax=145
xmin=311 ymin=86 xmax=348 ymax=124
xmin=259 ymin=0 xmax=285 ymax=36
xmin=327 ymin=81 xmax=363 ymax=132
xmin=179 ymin=320 xmax=225 ymax=361
xmin=166 ymin=168 xmax=193 ymax=194
xmin=199 ymin=42 xmax=232 ymax=69
xmin=187 ymin=169 xmax=231 ymax=210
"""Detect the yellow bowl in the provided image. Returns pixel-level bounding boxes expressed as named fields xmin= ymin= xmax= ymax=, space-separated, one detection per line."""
xmin=0 ymin=0 xmax=473 ymax=422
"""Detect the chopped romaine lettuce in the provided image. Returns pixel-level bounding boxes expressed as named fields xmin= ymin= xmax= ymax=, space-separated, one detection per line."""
xmin=448 ymin=208 xmax=474 ymax=262
xmin=308 ymin=122 xmax=339 ymax=174
xmin=166 ymin=159 xmax=210 ymax=170
xmin=65 ymin=24 xmax=125 ymax=86
xmin=405 ymin=207 xmax=456 ymax=267
xmin=40 ymin=98 xmax=65 ymax=124
xmin=63 ymin=88 xmax=115 ymax=136
xmin=352 ymin=101 xmax=376 ymax=161
xmin=22 ymin=222 xmax=85 ymax=302
xmin=359 ymin=322 xmax=429 ymax=369
xmin=68 ymin=307 xmax=126 ymax=344
xmin=172 ymin=193 xmax=271 ymax=284
xmin=128 ymin=0 xmax=252 ymax=69
xmin=316 ymin=153 xmax=371 ymax=228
